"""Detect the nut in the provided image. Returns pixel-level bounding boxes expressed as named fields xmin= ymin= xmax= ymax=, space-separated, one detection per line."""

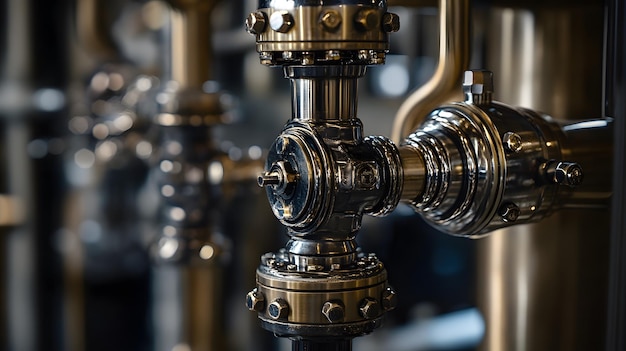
xmin=498 ymin=202 xmax=520 ymax=223
xmin=381 ymin=287 xmax=398 ymax=311
xmin=502 ymin=132 xmax=523 ymax=153
xmin=463 ymin=70 xmax=494 ymax=105
xmin=245 ymin=12 xmax=267 ymax=35
xmin=359 ymin=297 xmax=381 ymax=320
xmin=320 ymin=10 xmax=342 ymax=31
xmin=267 ymin=298 xmax=289 ymax=320
xmin=322 ymin=301 xmax=345 ymax=323
xmin=555 ymin=162 xmax=584 ymax=187
xmin=270 ymin=11 xmax=294 ymax=33
xmin=246 ymin=288 xmax=265 ymax=312
xmin=382 ymin=13 xmax=400 ymax=32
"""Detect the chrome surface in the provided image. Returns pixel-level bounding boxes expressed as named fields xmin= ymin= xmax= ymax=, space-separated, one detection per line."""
xmin=401 ymin=70 xmax=612 ymax=237
xmin=391 ymin=0 xmax=470 ymax=142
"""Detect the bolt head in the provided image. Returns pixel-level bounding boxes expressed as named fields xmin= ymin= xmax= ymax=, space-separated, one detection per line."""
xmin=322 ymin=301 xmax=345 ymax=323
xmin=499 ymin=202 xmax=520 ymax=223
xmin=246 ymin=288 xmax=266 ymax=312
xmin=382 ymin=13 xmax=400 ymax=32
xmin=381 ymin=287 xmax=398 ymax=311
xmin=246 ymin=11 xmax=267 ymax=35
xmin=320 ymin=10 xmax=342 ymax=31
xmin=270 ymin=11 xmax=294 ymax=33
xmin=267 ymin=299 xmax=289 ymax=320
xmin=503 ymin=132 xmax=523 ymax=153
xmin=555 ymin=162 xmax=584 ymax=187
xmin=354 ymin=9 xmax=379 ymax=31
xmin=359 ymin=298 xmax=381 ymax=320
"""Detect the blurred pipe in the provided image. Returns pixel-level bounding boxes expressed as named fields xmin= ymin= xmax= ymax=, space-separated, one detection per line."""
xmin=391 ymin=0 xmax=470 ymax=143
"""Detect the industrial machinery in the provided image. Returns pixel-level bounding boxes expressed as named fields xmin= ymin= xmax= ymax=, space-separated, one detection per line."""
xmin=244 ymin=0 xmax=621 ymax=350
xmin=1 ymin=0 xmax=625 ymax=350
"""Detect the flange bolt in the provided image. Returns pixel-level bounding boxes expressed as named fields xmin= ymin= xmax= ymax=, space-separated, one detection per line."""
xmin=382 ymin=13 xmax=400 ymax=32
xmin=359 ymin=297 xmax=381 ymax=320
xmin=499 ymin=202 xmax=520 ymax=223
xmin=270 ymin=11 xmax=294 ymax=33
xmin=246 ymin=288 xmax=266 ymax=312
xmin=246 ymin=11 xmax=267 ymax=35
xmin=381 ymin=287 xmax=398 ymax=311
xmin=322 ymin=301 xmax=345 ymax=323
xmin=268 ymin=298 xmax=290 ymax=320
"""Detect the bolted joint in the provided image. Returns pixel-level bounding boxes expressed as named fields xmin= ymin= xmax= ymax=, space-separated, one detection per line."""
xmin=269 ymin=11 xmax=294 ymax=33
xmin=498 ymin=202 xmax=520 ymax=223
xmin=544 ymin=160 xmax=584 ymax=187
xmin=246 ymin=11 xmax=267 ymax=35
xmin=268 ymin=298 xmax=290 ymax=320
xmin=381 ymin=287 xmax=398 ymax=311
xmin=319 ymin=10 xmax=342 ymax=32
xmin=246 ymin=288 xmax=266 ymax=312
xmin=382 ymin=13 xmax=400 ymax=32
xmin=321 ymin=301 xmax=345 ymax=323
xmin=359 ymin=297 xmax=381 ymax=320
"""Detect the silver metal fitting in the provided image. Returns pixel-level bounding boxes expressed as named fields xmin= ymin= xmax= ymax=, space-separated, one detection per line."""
xmin=503 ymin=132 xmax=523 ymax=153
xmin=463 ymin=70 xmax=494 ymax=105
xmin=498 ymin=203 xmax=520 ymax=223
xmin=269 ymin=11 xmax=294 ymax=33
xmin=246 ymin=11 xmax=267 ymax=35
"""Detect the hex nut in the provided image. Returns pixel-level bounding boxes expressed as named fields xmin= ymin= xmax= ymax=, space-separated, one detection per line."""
xmin=246 ymin=288 xmax=265 ymax=312
xmin=382 ymin=12 xmax=400 ymax=32
xmin=268 ymin=298 xmax=289 ymax=320
xmin=246 ymin=11 xmax=267 ymax=35
xmin=359 ymin=297 xmax=381 ymax=320
xmin=270 ymin=11 xmax=294 ymax=33
xmin=322 ymin=301 xmax=345 ymax=323
xmin=499 ymin=202 xmax=520 ymax=223
xmin=320 ymin=10 xmax=342 ymax=31
xmin=381 ymin=287 xmax=398 ymax=311
xmin=555 ymin=162 xmax=584 ymax=187
xmin=503 ymin=132 xmax=523 ymax=153
xmin=354 ymin=9 xmax=379 ymax=31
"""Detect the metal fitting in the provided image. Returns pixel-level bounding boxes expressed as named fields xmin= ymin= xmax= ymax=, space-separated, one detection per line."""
xmin=354 ymin=9 xmax=378 ymax=31
xmin=381 ymin=287 xmax=397 ymax=311
xmin=319 ymin=10 xmax=342 ymax=32
xmin=321 ymin=301 xmax=345 ymax=323
xmin=268 ymin=298 xmax=290 ymax=320
xmin=503 ymin=132 xmax=523 ymax=153
xmin=545 ymin=161 xmax=584 ymax=187
xmin=382 ymin=13 xmax=400 ymax=33
xmin=498 ymin=203 xmax=520 ymax=223
xmin=246 ymin=288 xmax=266 ymax=312
xmin=246 ymin=11 xmax=267 ymax=35
xmin=463 ymin=70 xmax=494 ymax=105
xmin=269 ymin=11 xmax=294 ymax=33
xmin=359 ymin=298 xmax=381 ymax=320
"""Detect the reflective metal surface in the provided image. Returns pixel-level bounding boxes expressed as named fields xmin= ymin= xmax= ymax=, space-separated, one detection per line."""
xmin=392 ymin=0 xmax=470 ymax=142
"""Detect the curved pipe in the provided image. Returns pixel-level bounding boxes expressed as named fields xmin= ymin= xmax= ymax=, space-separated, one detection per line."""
xmin=391 ymin=0 xmax=470 ymax=143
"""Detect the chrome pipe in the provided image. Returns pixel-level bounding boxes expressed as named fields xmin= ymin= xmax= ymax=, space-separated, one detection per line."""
xmin=391 ymin=0 xmax=470 ymax=143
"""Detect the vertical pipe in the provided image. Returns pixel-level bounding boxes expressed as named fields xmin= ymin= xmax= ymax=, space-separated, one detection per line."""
xmin=476 ymin=4 xmax=608 ymax=351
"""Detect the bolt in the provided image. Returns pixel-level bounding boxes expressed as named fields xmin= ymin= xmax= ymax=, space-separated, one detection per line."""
xmin=275 ymin=136 xmax=288 ymax=154
xmin=555 ymin=162 xmax=584 ymax=187
xmin=359 ymin=298 xmax=381 ymax=320
xmin=463 ymin=70 xmax=494 ymax=105
xmin=245 ymin=11 xmax=267 ymax=35
xmin=354 ymin=9 xmax=379 ymax=31
xmin=382 ymin=12 xmax=400 ymax=32
xmin=499 ymin=202 xmax=520 ymax=223
xmin=322 ymin=301 xmax=345 ymax=323
xmin=320 ymin=10 xmax=342 ymax=31
xmin=503 ymin=132 xmax=523 ymax=153
xmin=268 ymin=299 xmax=289 ymax=320
xmin=356 ymin=164 xmax=377 ymax=189
xmin=257 ymin=171 xmax=281 ymax=187
xmin=325 ymin=50 xmax=341 ymax=61
xmin=246 ymin=288 xmax=266 ymax=312
xmin=269 ymin=11 xmax=294 ymax=33
xmin=381 ymin=287 xmax=398 ymax=311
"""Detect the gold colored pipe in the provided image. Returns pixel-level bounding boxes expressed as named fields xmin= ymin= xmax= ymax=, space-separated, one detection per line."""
xmin=165 ymin=0 xmax=217 ymax=88
xmin=391 ymin=0 xmax=470 ymax=143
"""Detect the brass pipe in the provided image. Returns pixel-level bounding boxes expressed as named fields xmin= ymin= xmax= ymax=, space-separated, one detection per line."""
xmin=391 ymin=0 xmax=470 ymax=143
